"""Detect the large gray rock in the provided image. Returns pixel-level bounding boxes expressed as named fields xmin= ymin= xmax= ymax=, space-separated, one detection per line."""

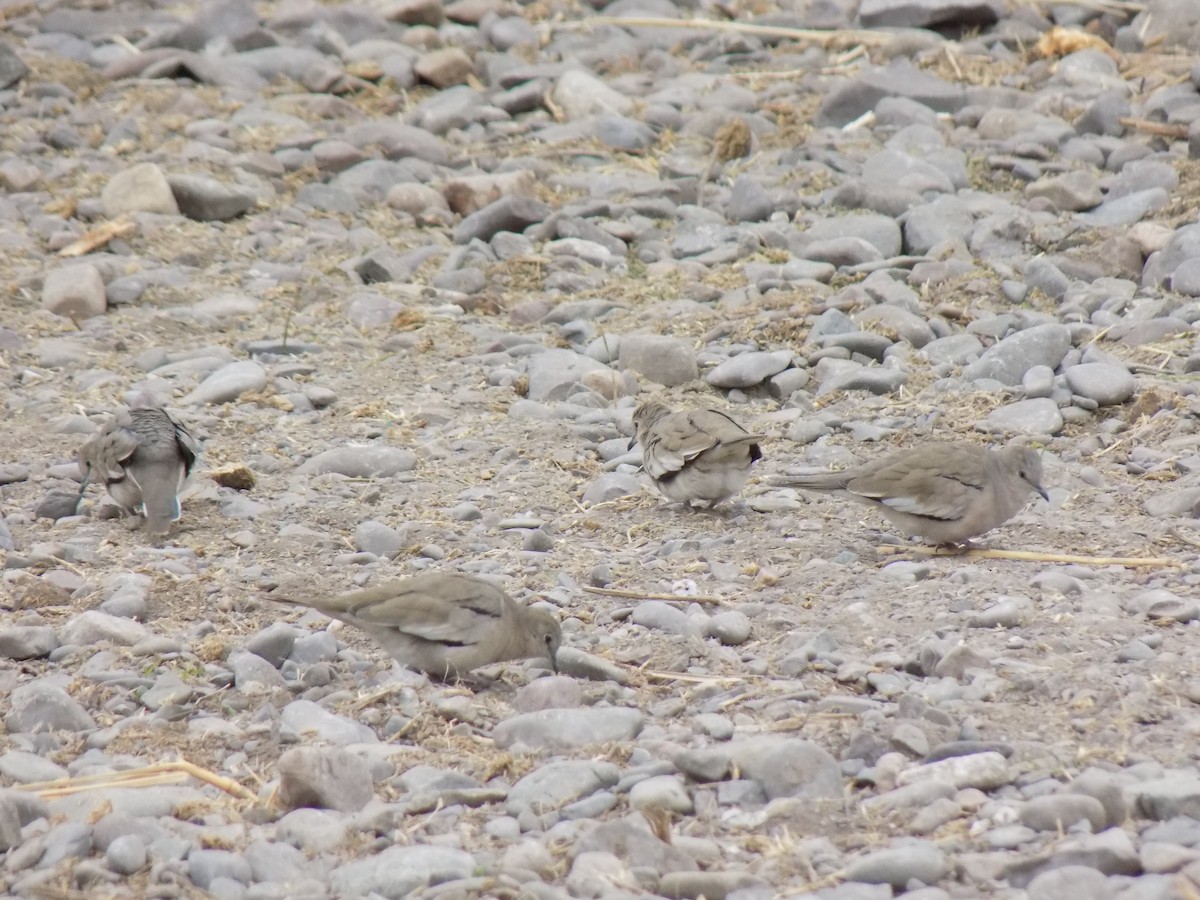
xmin=42 ymin=264 xmax=106 ymax=319
xmin=183 ymin=360 xmax=268 ymax=405
xmin=962 ymin=324 xmax=1072 ymax=385
xmin=525 ymin=349 xmax=626 ymax=401
xmin=618 ymin=334 xmax=697 ymax=387
xmin=493 ymin=707 xmax=644 ymax=751
xmin=329 ymin=845 xmax=474 ymax=898
xmin=5 ymin=682 xmax=96 ymax=733
xmin=278 ymin=747 xmax=375 ymax=813
xmin=573 ymin=820 xmax=698 ymax=875
xmin=859 ymin=0 xmax=999 ymax=29
xmin=297 ymin=445 xmax=417 ymax=477
xmin=732 ymin=738 xmax=842 ymax=801
xmin=706 ymin=350 xmax=793 ymax=389
xmin=168 ymin=174 xmax=256 ymax=221
xmin=844 ymin=841 xmax=948 ymax=887
xmin=506 ymin=760 xmax=620 ymax=817
xmin=1064 ymin=363 xmax=1136 ymax=406
xmin=102 ymin=162 xmax=179 ymax=216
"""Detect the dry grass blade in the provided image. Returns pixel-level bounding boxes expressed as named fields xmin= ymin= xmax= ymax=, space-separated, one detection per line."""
xmin=1036 ymin=0 xmax=1144 ymax=11
xmin=641 ymin=806 xmax=673 ymax=843
xmin=1174 ymin=873 xmax=1200 ymax=900
xmin=878 ymin=546 xmax=1184 ymax=567
xmin=583 ymin=586 xmax=723 ymax=605
xmin=638 ymin=670 xmax=747 ymax=684
xmin=17 ymin=759 xmax=258 ymax=801
xmin=57 ymin=217 xmax=136 ymax=257
xmin=554 ymin=16 xmax=890 ymax=47
xmin=23 ymin=771 xmax=189 ymax=799
xmin=1168 ymin=528 xmax=1200 ymax=551
xmin=351 ymin=683 xmax=407 ymax=710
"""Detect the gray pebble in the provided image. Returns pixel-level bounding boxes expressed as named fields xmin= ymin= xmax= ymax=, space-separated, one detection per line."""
xmin=631 ymin=601 xmax=701 ymax=637
xmin=105 ymin=834 xmax=147 ymax=875
xmin=1020 ymin=793 xmax=1108 ymax=832
xmin=1025 ymin=864 xmax=1115 ymax=900
xmin=354 ymin=521 xmax=407 ymax=557
xmin=705 ymin=610 xmax=752 ymax=645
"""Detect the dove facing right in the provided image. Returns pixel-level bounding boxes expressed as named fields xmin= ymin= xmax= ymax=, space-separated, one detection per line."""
xmin=266 ymin=572 xmax=561 ymax=680
xmin=77 ymin=407 xmax=199 ymax=535
xmin=772 ymin=441 xmax=1047 ymax=545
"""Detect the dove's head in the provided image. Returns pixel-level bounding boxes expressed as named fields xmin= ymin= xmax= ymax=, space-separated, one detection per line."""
xmin=1003 ymin=444 xmax=1048 ymax=501
xmin=75 ymin=447 xmax=94 ymax=490
xmin=524 ymin=608 xmax=562 ymax=671
xmin=630 ymin=400 xmax=672 ymax=449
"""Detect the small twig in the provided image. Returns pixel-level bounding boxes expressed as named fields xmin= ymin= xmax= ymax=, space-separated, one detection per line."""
xmin=1118 ymin=117 xmax=1189 ymax=139
xmin=351 ymin=684 xmax=405 ymax=711
xmin=583 ymin=586 xmax=723 ymax=605
xmin=170 ymin=760 xmax=259 ymax=801
xmin=554 ymin=16 xmax=891 ymax=47
xmin=729 ymin=67 xmax=816 ymax=80
xmin=943 ymin=45 xmax=964 ymax=80
xmin=57 ymin=217 xmax=136 ymax=257
xmin=108 ymin=33 xmax=142 ymax=55
xmin=878 ymin=546 xmax=1183 ymax=567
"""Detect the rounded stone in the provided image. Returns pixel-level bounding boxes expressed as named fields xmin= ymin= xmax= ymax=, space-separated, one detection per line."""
xmin=629 ymin=776 xmax=694 ymax=814
xmin=1064 ymin=363 xmax=1136 ymax=406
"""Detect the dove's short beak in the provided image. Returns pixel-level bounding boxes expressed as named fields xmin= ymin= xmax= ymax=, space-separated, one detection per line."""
xmin=1037 ymin=486 xmax=1049 ymax=502
xmin=627 ymin=436 xmax=636 ymax=452
xmin=550 ymin=653 xmax=558 ymax=675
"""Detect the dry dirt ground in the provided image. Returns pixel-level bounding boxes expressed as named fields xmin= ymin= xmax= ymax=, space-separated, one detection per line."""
xmin=2 ymin=5 xmax=1200 ymax=896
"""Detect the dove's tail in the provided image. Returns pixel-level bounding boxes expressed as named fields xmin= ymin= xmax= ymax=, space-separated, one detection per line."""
xmin=769 ymin=472 xmax=849 ymax=492
xmin=132 ymin=461 xmax=184 ymax=533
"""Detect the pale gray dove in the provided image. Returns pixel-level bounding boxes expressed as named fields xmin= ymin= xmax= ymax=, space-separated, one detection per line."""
xmin=267 ymin=572 xmax=561 ymax=679
xmin=77 ymin=407 xmax=199 ymax=535
xmin=631 ymin=400 xmax=764 ymax=508
xmin=773 ymin=441 xmax=1048 ymax=545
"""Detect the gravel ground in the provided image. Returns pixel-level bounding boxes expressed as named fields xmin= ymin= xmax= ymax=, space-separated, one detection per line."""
xmin=3 ymin=0 xmax=1200 ymax=898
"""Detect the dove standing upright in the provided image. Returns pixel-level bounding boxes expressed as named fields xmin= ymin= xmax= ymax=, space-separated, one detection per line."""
xmin=772 ymin=441 xmax=1048 ymax=545
xmin=631 ymin=400 xmax=764 ymax=508
xmin=267 ymin=572 xmax=561 ymax=680
xmin=77 ymin=407 xmax=199 ymax=535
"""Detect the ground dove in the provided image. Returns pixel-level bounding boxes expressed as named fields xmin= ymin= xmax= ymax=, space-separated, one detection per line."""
xmin=631 ymin=400 xmax=764 ymax=508
xmin=268 ymin=572 xmax=561 ymax=679
xmin=77 ymin=407 xmax=199 ymax=535
xmin=773 ymin=441 xmax=1048 ymax=545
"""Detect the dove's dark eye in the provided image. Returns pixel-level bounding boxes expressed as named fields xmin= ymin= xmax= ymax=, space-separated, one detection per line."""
xmin=544 ymin=633 xmax=554 ymax=645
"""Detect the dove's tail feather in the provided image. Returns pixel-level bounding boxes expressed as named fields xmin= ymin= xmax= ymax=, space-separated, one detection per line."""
xmin=134 ymin=462 xmax=184 ymax=532
xmin=772 ymin=472 xmax=851 ymax=492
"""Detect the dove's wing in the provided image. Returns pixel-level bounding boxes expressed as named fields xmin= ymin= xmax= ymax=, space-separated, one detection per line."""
xmin=644 ymin=410 xmax=761 ymax=478
xmin=847 ymin=445 xmax=988 ymax=522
